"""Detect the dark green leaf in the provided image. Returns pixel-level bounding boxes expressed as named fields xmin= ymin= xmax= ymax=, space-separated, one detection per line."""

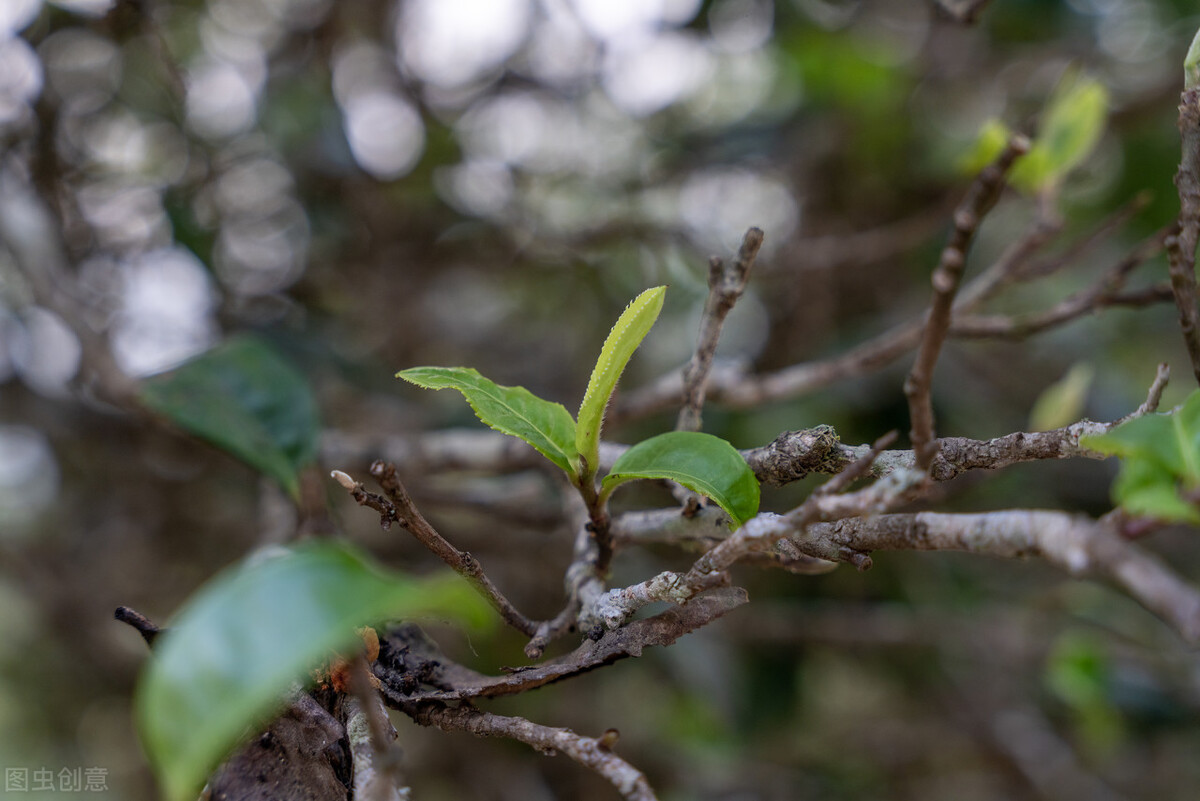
xmin=136 ymin=540 xmax=491 ymax=801
xmin=601 ymin=431 xmax=760 ymax=527
xmin=139 ymin=336 xmax=319 ymax=499
xmin=397 ymin=366 xmax=578 ymax=478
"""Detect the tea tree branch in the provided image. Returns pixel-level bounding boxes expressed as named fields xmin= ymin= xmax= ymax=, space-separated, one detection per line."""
xmin=346 ymin=657 xmax=409 ymax=801
xmin=587 ymin=434 xmax=911 ymax=629
xmin=333 ymin=464 xmax=541 ymax=637
xmin=677 ymin=226 xmax=763 ymax=432
xmin=792 ymin=511 xmax=1200 ymax=643
xmin=398 ymin=703 xmax=657 ymax=801
xmin=905 ymin=134 xmax=1030 ymax=470
xmin=616 ymin=192 xmax=1171 ymax=420
xmin=1168 ymin=82 xmax=1200 ymax=385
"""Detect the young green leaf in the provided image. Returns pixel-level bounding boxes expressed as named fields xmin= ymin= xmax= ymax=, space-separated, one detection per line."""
xmin=398 ymin=366 xmax=578 ymax=478
xmin=1012 ymin=72 xmax=1109 ymax=192
xmin=600 ymin=431 xmax=760 ymax=527
xmin=576 ymin=286 xmax=667 ymax=477
xmin=139 ymin=336 xmax=320 ymax=500
xmin=1029 ymin=363 xmax=1094 ymax=432
xmin=1082 ymin=390 xmax=1200 ymax=524
xmin=136 ymin=540 xmax=491 ymax=801
xmin=958 ymin=118 xmax=1012 ymax=175
xmin=1186 ymin=25 xmax=1200 ymax=90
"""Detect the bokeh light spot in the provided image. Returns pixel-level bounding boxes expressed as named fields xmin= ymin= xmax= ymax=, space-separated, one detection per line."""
xmin=342 ymin=92 xmax=425 ymax=179
xmin=0 ymin=36 xmax=43 ymax=125
xmin=397 ymin=0 xmax=531 ymax=88
xmin=603 ymin=32 xmax=714 ymax=117
xmin=679 ymin=167 xmax=798 ymax=252
xmin=0 ymin=425 xmax=58 ymax=533
xmin=10 ymin=306 xmax=81 ymax=397
xmin=113 ymin=248 xmax=217 ymax=377
xmin=186 ymin=59 xmax=258 ymax=139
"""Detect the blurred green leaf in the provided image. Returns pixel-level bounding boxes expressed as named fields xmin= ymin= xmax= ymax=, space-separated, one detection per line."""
xmin=136 ymin=540 xmax=491 ymax=801
xmin=576 ymin=286 xmax=666 ymax=478
xmin=1013 ymin=72 xmax=1109 ymax=191
xmin=140 ymin=336 xmax=319 ymax=499
xmin=958 ymin=118 xmax=1012 ymax=175
xmin=1082 ymin=390 xmax=1200 ymax=523
xmin=1029 ymin=363 xmax=1094 ymax=432
xmin=784 ymin=30 xmax=910 ymax=113
xmin=398 ymin=366 xmax=578 ymax=478
xmin=601 ymin=431 xmax=760 ymax=528
xmin=1046 ymin=630 xmax=1107 ymax=707
xmin=1045 ymin=630 xmax=1124 ymax=755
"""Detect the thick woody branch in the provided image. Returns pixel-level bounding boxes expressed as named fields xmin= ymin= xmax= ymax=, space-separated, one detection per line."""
xmin=332 ymin=363 xmax=1165 ymax=508
xmin=610 ymin=505 xmax=838 ymax=574
xmin=399 ymin=703 xmax=657 ymax=801
xmin=745 ymin=385 xmax=1163 ymax=487
xmin=905 ymin=135 xmax=1031 ymax=470
xmin=1168 ymin=85 xmax=1200 ymax=386
xmin=377 ymin=589 xmax=748 ymax=704
xmin=677 ymin=227 xmax=763 ymax=432
xmin=790 ymin=510 xmax=1200 ymax=643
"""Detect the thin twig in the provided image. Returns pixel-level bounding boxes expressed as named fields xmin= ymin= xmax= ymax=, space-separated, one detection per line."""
xmin=1168 ymin=84 xmax=1200 ymax=386
xmin=346 ymin=657 xmax=409 ymax=801
xmin=905 ymin=134 xmax=1031 ymax=470
xmin=587 ymin=433 xmax=916 ymax=629
xmin=951 ymin=284 xmax=1173 ymax=338
xmin=1010 ymin=191 xmax=1152 ymax=283
xmin=400 ymin=702 xmax=658 ymax=801
xmin=377 ymin=590 xmax=748 ymax=704
xmin=614 ymin=189 xmax=1079 ymax=419
xmin=333 ymin=466 xmax=540 ymax=637
xmin=114 ymin=606 xmax=162 ymax=646
xmin=524 ymin=595 xmax=581 ymax=660
xmin=952 ymin=228 xmax=1171 ymax=338
xmin=1132 ymin=362 xmax=1171 ymax=416
xmin=677 ymin=227 xmax=763 ymax=432
xmin=128 ymin=0 xmax=189 ymax=107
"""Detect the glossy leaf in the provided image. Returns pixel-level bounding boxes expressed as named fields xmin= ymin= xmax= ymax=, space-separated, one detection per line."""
xmin=398 ymin=366 xmax=578 ymax=478
xmin=1082 ymin=390 xmax=1200 ymax=524
xmin=1013 ymin=72 xmax=1108 ymax=192
xmin=576 ymin=286 xmax=666 ymax=477
xmin=136 ymin=540 xmax=491 ymax=801
xmin=139 ymin=336 xmax=319 ymax=500
xmin=601 ymin=431 xmax=760 ymax=527
xmin=1029 ymin=363 xmax=1094 ymax=432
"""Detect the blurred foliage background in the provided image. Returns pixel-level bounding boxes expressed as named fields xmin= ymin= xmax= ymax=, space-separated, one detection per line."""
xmin=3 ymin=0 xmax=1200 ymax=799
